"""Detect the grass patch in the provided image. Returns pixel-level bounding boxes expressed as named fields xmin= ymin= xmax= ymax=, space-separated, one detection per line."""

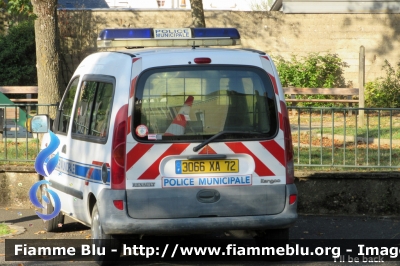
xmin=294 ymin=146 xmax=400 ymax=169
xmin=319 ymin=126 xmax=400 ymax=140
xmin=0 ymin=223 xmax=11 ymax=236
xmin=289 ymin=109 xmax=400 ymax=170
xmin=292 ymin=132 xmax=400 ymax=171
xmin=292 ymin=126 xmax=400 ymax=144
xmin=0 ymin=139 xmax=40 ymax=163
xmin=289 ymin=109 xmax=400 ymax=139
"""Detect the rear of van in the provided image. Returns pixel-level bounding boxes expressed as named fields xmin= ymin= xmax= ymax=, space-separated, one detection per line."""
xmin=99 ymin=47 xmax=297 ymax=236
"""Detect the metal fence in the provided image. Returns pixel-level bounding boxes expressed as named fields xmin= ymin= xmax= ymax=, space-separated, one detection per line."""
xmin=289 ymin=106 xmax=400 ymax=170
xmin=1 ymin=103 xmax=399 ymax=171
xmin=0 ymin=103 xmax=57 ymax=163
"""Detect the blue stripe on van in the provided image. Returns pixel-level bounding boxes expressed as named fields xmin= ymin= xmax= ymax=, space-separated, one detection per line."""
xmin=55 ymin=157 xmax=110 ymax=184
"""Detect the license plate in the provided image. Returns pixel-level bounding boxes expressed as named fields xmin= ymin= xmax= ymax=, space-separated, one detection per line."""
xmin=175 ymin=160 xmax=239 ymax=174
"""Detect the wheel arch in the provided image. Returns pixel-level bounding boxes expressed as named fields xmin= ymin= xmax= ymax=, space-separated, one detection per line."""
xmin=87 ymin=192 xmax=97 ymax=219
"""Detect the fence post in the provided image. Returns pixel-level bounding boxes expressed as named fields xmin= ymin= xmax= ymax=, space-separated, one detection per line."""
xmin=358 ymin=46 xmax=365 ymax=127
xmin=0 ymin=108 xmax=3 ymax=142
xmin=27 ymin=93 xmax=31 ymax=115
xmin=291 ymin=94 xmax=297 ymax=116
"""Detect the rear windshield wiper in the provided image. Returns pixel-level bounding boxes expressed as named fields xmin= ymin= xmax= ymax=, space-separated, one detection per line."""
xmin=193 ymin=131 xmax=264 ymax=152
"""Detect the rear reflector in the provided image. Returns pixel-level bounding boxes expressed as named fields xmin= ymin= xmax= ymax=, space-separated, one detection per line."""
xmin=113 ymin=200 xmax=124 ymax=210
xmin=194 ymin=57 xmax=211 ymax=64
xmin=289 ymin=194 xmax=297 ymax=205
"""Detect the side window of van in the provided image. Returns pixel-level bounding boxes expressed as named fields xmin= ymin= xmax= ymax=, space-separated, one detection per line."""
xmin=72 ymin=81 xmax=96 ymax=135
xmin=90 ymin=83 xmax=113 ymax=137
xmin=56 ymin=77 xmax=79 ymax=134
xmin=72 ymin=78 xmax=114 ymax=139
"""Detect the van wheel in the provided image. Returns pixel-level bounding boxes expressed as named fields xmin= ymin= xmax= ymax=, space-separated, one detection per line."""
xmin=91 ymin=203 xmax=121 ymax=264
xmin=41 ymin=184 xmax=64 ymax=232
xmin=254 ymin=228 xmax=289 ymax=260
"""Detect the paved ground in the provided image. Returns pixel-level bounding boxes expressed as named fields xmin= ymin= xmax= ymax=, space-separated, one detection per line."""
xmin=2 ymin=208 xmax=400 ymax=240
xmin=1 ymin=208 xmax=400 ymax=265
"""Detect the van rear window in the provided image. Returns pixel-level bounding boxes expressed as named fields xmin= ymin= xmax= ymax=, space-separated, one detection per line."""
xmin=133 ymin=65 xmax=278 ymax=141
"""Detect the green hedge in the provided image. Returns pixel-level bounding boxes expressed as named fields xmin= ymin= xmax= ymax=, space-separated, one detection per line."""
xmin=274 ymin=53 xmax=350 ymax=107
xmin=365 ymin=60 xmax=400 ymax=108
xmin=0 ymin=20 xmax=37 ymax=86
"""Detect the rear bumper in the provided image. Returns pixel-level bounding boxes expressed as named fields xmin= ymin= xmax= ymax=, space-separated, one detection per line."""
xmin=97 ymin=184 xmax=298 ymax=235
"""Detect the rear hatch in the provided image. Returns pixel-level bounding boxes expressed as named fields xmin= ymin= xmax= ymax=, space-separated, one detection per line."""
xmin=126 ymin=55 xmax=287 ymax=219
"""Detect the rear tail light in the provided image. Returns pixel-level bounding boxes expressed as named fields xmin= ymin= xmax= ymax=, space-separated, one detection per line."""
xmin=280 ymin=101 xmax=295 ymax=184
xmin=111 ymin=105 xmax=128 ymax=190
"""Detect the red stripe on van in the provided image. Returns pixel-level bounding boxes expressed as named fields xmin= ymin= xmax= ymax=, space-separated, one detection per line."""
xmin=138 ymin=143 xmax=190 ymax=180
xmin=126 ymin=143 xmax=154 ymax=171
xmin=130 ymin=76 xmax=137 ymax=98
xmin=225 ymin=142 xmax=275 ymax=177
xmin=268 ymin=74 xmax=279 ymax=95
xmin=85 ymin=161 xmax=110 ymax=186
xmin=279 ymin=112 xmax=284 ymax=131
xmin=260 ymin=140 xmax=285 ymax=167
xmin=127 ymin=117 xmax=131 ymax=134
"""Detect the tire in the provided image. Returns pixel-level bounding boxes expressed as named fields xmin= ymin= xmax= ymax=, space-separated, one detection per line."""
xmin=41 ymin=184 xmax=64 ymax=232
xmin=254 ymin=228 xmax=289 ymax=261
xmin=91 ymin=203 xmax=121 ymax=265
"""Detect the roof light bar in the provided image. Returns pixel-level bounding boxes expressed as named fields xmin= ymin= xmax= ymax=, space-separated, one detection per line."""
xmin=97 ymin=28 xmax=241 ymax=48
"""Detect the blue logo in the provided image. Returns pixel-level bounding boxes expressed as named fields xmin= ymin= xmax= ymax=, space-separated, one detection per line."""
xmin=29 ymin=131 xmax=62 ymax=220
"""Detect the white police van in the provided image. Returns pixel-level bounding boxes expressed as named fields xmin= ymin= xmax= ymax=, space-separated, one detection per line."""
xmin=29 ymin=27 xmax=297 ymax=261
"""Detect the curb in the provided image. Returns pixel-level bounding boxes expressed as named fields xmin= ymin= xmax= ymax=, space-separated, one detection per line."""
xmin=0 ymin=223 xmax=26 ymax=238
xmin=0 ymin=165 xmax=35 ymax=173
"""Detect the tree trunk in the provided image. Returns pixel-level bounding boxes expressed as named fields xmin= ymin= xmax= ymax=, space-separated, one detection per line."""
xmin=32 ymin=0 xmax=62 ymax=118
xmin=189 ymin=0 xmax=206 ymax=27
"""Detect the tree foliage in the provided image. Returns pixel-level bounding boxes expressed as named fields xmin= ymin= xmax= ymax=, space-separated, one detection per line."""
xmin=365 ymin=60 xmax=400 ymax=108
xmin=275 ymin=53 xmax=350 ymax=107
xmin=5 ymin=0 xmax=62 ymax=117
xmin=0 ymin=20 xmax=37 ymax=85
xmin=276 ymin=53 xmax=348 ymax=88
xmin=5 ymin=0 xmax=34 ymax=17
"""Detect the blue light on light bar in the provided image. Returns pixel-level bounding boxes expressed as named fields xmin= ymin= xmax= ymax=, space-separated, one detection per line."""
xmin=192 ymin=28 xmax=240 ymax=39
xmin=98 ymin=28 xmax=152 ymax=40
